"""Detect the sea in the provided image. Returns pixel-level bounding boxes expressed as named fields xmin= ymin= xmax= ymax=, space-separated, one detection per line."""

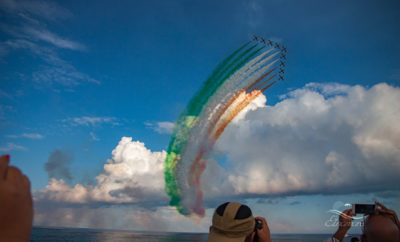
xmin=30 ymin=227 xmax=361 ymax=241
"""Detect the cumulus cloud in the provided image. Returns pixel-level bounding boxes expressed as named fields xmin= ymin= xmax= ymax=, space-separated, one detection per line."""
xmin=36 ymin=137 xmax=167 ymax=204
xmin=212 ymin=82 xmax=400 ymax=196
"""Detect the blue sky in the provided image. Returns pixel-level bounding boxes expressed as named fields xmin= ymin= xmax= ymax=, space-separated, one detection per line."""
xmin=1 ymin=0 xmax=400 ymax=233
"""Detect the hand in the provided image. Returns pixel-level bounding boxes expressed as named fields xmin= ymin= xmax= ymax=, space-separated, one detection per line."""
xmin=333 ymin=209 xmax=354 ymax=242
xmin=0 ymin=154 xmax=33 ymax=242
xmin=375 ymin=201 xmax=400 ymax=230
xmin=251 ymin=216 xmax=271 ymax=242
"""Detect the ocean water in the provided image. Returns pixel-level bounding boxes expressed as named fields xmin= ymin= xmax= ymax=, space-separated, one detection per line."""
xmin=31 ymin=227 xmax=359 ymax=241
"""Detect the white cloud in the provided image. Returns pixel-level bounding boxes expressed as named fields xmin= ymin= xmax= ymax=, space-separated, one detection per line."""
xmin=6 ymin=133 xmax=44 ymax=139
xmin=0 ymin=0 xmax=71 ymax=20
xmin=22 ymin=133 xmax=44 ymax=139
xmin=0 ymin=142 xmax=26 ymax=152
xmin=0 ymin=0 xmax=99 ymax=89
xmin=280 ymin=82 xmax=351 ymax=99
xmin=89 ymin=132 xmax=99 ymax=141
xmin=35 ymin=137 xmax=167 ymax=204
xmin=63 ymin=116 xmax=118 ymax=127
xmin=212 ymin=82 xmax=400 ymax=196
xmin=145 ymin=121 xmax=175 ymax=134
xmin=23 ymin=27 xmax=85 ymax=50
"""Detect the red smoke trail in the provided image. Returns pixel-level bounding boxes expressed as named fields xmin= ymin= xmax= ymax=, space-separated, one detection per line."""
xmin=255 ymin=74 xmax=277 ymax=91
xmin=246 ymin=68 xmax=277 ymax=91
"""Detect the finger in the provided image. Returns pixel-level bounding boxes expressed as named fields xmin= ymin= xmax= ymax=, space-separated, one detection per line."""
xmin=344 ymin=209 xmax=355 ymax=217
xmin=340 ymin=209 xmax=353 ymax=218
xmin=340 ymin=211 xmax=353 ymax=221
xmin=0 ymin=154 xmax=10 ymax=180
xmin=255 ymin=216 xmax=268 ymax=227
xmin=376 ymin=201 xmax=387 ymax=210
xmin=343 ymin=209 xmax=352 ymax=215
xmin=6 ymin=166 xmax=23 ymax=186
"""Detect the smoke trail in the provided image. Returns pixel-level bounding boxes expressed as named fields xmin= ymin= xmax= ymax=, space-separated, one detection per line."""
xmin=165 ymin=40 xmax=286 ymax=216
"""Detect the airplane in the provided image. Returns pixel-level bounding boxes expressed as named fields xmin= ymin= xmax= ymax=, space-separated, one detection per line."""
xmin=268 ymin=40 xmax=273 ymax=46
xmin=282 ymin=46 xmax=287 ymax=52
xmin=253 ymin=35 xmax=258 ymax=41
xmin=261 ymin=38 xmax=266 ymax=44
xmin=280 ymin=61 xmax=285 ymax=67
xmin=278 ymin=75 xmax=284 ymax=81
xmin=274 ymin=43 xmax=280 ymax=49
xmin=281 ymin=54 xmax=286 ymax=60
xmin=279 ymin=68 xmax=284 ymax=74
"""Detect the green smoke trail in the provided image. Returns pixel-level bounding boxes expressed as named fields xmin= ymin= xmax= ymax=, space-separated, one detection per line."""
xmin=197 ymin=45 xmax=265 ymax=111
xmin=164 ymin=42 xmax=257 ymax=213
xmin=189 ymin=44 xmax=262 ymax=116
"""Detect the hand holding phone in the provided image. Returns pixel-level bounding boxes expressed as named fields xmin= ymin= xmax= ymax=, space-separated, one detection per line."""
xmin=352 ymin=204 xmax=376 ymax=214
xmin=253 ymin=217 xmax=271 ymax=242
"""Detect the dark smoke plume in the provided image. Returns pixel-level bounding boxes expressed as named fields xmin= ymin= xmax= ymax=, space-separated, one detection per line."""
xmin=44 ymin=149 xmax=73 ymax=183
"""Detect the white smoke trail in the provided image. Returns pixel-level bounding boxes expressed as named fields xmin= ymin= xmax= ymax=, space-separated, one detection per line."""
xmin=177 ymin=47 xmax=281 ymax=213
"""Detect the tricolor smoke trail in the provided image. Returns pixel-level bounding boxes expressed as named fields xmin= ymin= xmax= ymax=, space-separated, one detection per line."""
xmin=165 ymin=39 xmax=286 ymax=216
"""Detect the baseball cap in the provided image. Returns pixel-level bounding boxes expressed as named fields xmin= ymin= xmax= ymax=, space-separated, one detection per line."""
xmin=207 ymin=202 xmax=255 ymax=242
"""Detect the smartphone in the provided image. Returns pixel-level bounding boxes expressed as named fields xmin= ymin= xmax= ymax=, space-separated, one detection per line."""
xmin=253 ymin=219 xmax=263 ymax=242
xmin=352 ymin=203 xmax=375 ymax=214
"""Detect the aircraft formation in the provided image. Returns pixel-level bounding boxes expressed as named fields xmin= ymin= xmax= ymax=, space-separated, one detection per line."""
xmin=253 ymin=35 xmax=287 ymax=82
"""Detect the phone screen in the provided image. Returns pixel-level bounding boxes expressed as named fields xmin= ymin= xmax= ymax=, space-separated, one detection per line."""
xmin=354 ymin=204 xmax=375 ymax=214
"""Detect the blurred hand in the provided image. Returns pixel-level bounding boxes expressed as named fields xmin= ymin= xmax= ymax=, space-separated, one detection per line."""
xmin=339 ymin=209 xmax=354 ymax=231
xmin=375 ymin=201 xmax=400 ymax=230
xmin=252 ymin=216 xmax=271 ymax=242
xmin=0 ymin=154 xmax=33 ymax=242
xmin=333 ymin=209 xmax=354 ymax=242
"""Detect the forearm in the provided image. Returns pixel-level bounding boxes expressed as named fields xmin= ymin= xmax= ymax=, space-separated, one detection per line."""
xmin=333 ymin=228 xmax=348 ymax=242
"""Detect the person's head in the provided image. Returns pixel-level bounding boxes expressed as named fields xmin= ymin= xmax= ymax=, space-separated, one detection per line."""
xmin=207 ymin=202 xmax=255 ymax=242
xmin=361 ymin=213 xmax=400 ymax=242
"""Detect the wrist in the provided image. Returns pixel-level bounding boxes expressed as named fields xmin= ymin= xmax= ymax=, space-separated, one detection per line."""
xmin=333 ymin=228 xmax=349 ymax=242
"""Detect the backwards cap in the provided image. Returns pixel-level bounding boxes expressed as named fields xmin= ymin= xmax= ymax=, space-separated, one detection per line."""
xmin=207 ymin=202 xmax=255 ymax=242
